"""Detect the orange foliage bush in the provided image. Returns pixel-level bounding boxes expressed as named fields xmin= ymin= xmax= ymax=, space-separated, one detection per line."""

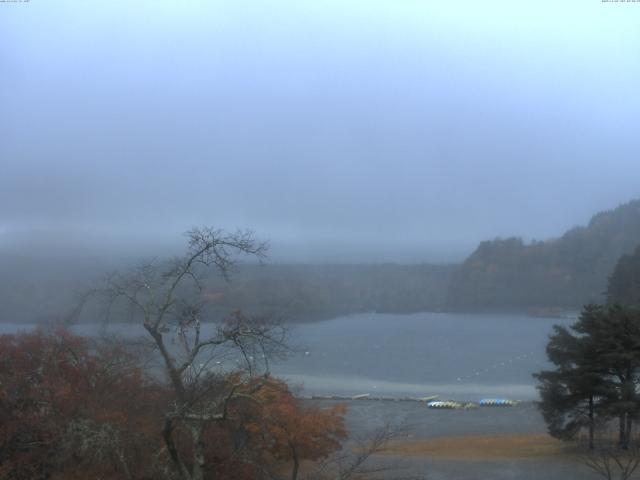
xmin=0 ymin=331 xmax=348 ymax=480
xmin=0 ymin=329 xmax=165 ymax=479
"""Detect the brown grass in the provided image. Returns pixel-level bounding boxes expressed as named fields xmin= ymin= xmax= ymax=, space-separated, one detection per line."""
xmin=383 ymin=434 xmax=569 ymax=460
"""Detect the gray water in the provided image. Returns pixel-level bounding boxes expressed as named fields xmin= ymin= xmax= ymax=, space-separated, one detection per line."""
xmin=0 ymin=311 xmax=573 ymax=401
xmin=273 ymin=312 xmax=573 ymax=400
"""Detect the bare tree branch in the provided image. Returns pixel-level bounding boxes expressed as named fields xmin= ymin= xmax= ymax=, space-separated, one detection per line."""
xmin=83 ymin=227 xmax=289 ymax=480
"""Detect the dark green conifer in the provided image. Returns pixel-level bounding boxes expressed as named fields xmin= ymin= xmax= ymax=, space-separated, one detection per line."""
xmin=608 ymin=245 xmax=640 ymax=308
xmin=535 ymin=304 xmax=640 ymax=449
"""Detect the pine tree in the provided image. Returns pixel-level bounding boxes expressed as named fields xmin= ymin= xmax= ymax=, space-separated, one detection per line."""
xmin=608 ymin=245 xmax=640 ymax=308
xmin=535 ymin=304 xmax=640 ymax=449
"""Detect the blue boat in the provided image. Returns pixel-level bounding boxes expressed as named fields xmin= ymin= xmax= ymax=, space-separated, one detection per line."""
xmin=479 ymin=398 xmax=517 ymax=407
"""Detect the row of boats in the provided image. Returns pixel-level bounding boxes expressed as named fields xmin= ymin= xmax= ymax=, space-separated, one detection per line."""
xmin=309 ymin=393 xmax=518 ymax=408
xmin=427 ymin=398 xmax=518 ymax=409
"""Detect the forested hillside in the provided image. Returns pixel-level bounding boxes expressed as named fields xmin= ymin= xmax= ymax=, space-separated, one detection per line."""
xmin=203 ymin=263 xmax=454 ymax=321
xmin=0 ymin=258 xmax=454 ymax=323
xmin=4 ymin=199 xmax=640 ymax=323
xmin=607 ymin=244 xmax=640 ymax=307
xmin=447 ymin=199 xmax=640 ymax=310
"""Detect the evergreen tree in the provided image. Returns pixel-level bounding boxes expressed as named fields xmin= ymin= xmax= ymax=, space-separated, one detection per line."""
xmin=535 ymin=304 xmax=640 ymax=449
xmin=535 ymin=306 xmax=608 ymax=449
xmin=608 ymin=245 xmax=640 ymax=308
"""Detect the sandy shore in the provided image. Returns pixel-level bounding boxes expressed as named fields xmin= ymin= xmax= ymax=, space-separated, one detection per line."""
xmin=317 ymin=400 xmax=600 ymax=479
xmin=384 ymin=433 xmax=569 ymax=460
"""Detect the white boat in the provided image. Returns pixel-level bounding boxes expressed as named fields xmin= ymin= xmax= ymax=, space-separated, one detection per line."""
xmin=427 ymin=400 xmax=463 ymax=409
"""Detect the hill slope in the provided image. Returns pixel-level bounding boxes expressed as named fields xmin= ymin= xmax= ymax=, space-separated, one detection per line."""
xmin=0 ymin=258 xmax=454 ymax=323
xmin=447 ymin=199 xmax=640 ymax=310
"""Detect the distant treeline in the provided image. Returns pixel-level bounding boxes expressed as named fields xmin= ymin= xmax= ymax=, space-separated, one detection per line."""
xmin=2 ymin=199 xmax=640 ymax=323
xmin=446 ymin=199 xmax=640 ymax=310
xmin=202 ymin=263 xmax=454 ymax=321
xmin=0 ymin=257 xmax=454 ymax=323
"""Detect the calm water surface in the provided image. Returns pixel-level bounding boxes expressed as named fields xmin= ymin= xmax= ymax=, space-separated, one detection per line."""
xmin=273 ymin=312 xmax=573 ymax=400
xmin=1 ymin=312 xmax=573 ymax=401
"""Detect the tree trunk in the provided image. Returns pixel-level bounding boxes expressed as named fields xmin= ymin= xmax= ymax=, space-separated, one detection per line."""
xmin=618 ymin=376 xmax=635 ymax=450
xmin=163 ymin=417 xmax=192 ymax=480
xmin=290 ymin=442 xmax=299 ymax=480
xmin=117 ymin=448 xmax=132 ymax=480
xmin=190 ymin=423 xmax=206 ymax=480
xmin=588 ymin=394 xmax=594 ymax=450
xmin=145 ymin=324 xmax=186 ymax=400
xmin=628 ymin=374 xmax=635 ymax=448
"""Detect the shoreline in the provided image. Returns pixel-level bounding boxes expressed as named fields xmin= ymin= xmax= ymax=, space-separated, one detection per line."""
xmin=0 ymin=307 xmax=580 ymax=326
xmin=383 ymin=433 xmax=572 ymax=461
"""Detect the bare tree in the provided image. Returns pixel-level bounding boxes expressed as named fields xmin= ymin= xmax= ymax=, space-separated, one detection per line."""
xmin=580 ymin=445 xmax=640 ymax=480
xmin=97 ymin=227 xmax=289 ymax=480
xmin=308 ymin=423 xmax=424 ymax=480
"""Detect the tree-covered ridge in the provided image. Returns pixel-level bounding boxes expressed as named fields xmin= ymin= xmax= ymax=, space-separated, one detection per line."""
xmin=607 ymin=245 xmax=640 ymax=308
xmin=203 ymin=263 xmax=454 ymax=321
xmin=3 ymin=199 xmax=639 ymax=322
xmin=0 ymin=260 xmax=455 ymax=324
xmin=447 ymin=199 xmax=640 ymax=310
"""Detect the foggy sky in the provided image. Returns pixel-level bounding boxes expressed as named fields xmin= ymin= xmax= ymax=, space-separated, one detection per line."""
xmin=1 ymin=1 xmax=640 ymax=262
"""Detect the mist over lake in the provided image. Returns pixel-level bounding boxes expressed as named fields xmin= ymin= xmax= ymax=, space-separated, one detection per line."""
xmin=3 ymin=1 xmax=640 ymax=478
xmin=276 ymin=312 xmax=573 ymax=400
xmin=1 ymin=312 xmax=571 ymax=401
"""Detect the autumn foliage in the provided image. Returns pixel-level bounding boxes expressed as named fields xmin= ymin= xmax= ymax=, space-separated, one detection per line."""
xmin=0 ymin=329 xmax=166 ymax=479
xmin=0 ymin=330 xmax=347 ymax=480
xmin=246 ymin=379 xmax=348 ymax=480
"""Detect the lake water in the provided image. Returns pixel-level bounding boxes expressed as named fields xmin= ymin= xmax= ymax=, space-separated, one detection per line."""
xmin=2 ymin=312 xmax=593 ymax=479
xmin=272 ymin=312 xmax=574 ymax=401
xmin=0 ymin=311 xmax=574 ymax=401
